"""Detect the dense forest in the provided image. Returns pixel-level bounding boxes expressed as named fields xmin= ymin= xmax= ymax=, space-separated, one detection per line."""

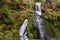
xmin=0 ymin=0 xmax=60 ymax=40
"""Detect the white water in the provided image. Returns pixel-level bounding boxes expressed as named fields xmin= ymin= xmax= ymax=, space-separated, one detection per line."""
xmin=19 ymin=19 xmax=28 ymax=40
xmin=35 ymin=3 xmax=45 ymax=40
xmin=35 ymin=2 xmax=56 ymax=40
xmin=35 ymin=3 xmax=42 ymax=15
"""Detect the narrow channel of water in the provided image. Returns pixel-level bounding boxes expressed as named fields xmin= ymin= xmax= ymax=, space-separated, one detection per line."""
xmin=35 ymin=2 xmax=45 ymax=40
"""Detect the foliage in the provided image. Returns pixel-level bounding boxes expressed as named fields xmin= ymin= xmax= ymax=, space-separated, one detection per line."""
xmin=0 ymin=0 xmax=35 ymax=40
xmin=0 ymin=0 xmax=33 ymax=40
xmin=56 ymin=0 xmax=60 ymax=8
xmin=42 ymin=9 xmax=60 ymax=37
xmin=26 ymin=16 xmax=39 ymax=40
xmin=1 ymin=0 xmax=60 ymax=40
xmin=0 ymin=29 xmax=19 ymax=40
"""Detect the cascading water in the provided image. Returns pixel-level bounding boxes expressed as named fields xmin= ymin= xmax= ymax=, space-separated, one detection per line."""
xmin=19 ymin=19 xmax=28 ymax=40
xmin=18 ymin=2 xmax=57 ymax=40
xmin=35 ymin=3 xmax=45 ymax=40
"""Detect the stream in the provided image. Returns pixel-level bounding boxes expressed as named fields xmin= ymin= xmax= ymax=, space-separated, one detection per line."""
xmin=35 ymin=2 xmax=45 ymax=40
xmin=19 ymin=2 xmax=56 ymax=40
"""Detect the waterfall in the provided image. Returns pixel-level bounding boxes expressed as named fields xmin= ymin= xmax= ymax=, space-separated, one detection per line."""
xmin=36 ymin=3 xmax=42 ymax=15
xmin=19 ymin=19 xmax=28 ymax=40
xmin=35 ymin=2 xmax=45 ymax=40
